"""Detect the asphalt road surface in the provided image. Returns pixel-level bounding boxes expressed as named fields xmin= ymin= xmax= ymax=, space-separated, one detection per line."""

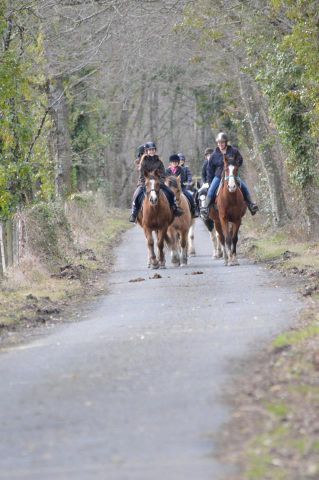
xmin=0 ymin=220 xmax=300 ymax=479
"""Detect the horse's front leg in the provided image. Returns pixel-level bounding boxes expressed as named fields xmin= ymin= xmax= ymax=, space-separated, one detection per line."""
xmin=156 ymin=228 xmax=167 ymax=269
xmin=144 ymin=228 xmax=159 ymax=269
xmin=211 ymin=229 xmax=223 ymax=259
xmin=180 ymin=231 xmax=189 ymax=267
xmin=167 ymin=228 xmax=180 ymax=266
xmin=220 ymin=217 xmax=232 ymax=265
xmin=188 ymin=223 xmax=195 ymax=256
xmin=229 ymin=222 xmax=241 ymax=266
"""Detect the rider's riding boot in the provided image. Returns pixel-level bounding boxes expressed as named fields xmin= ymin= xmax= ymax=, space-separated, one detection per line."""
xmin=129 ymin=212 xmax=137 ymax=223
xmin=200 ymin=196 xmax=213 ymax=220
xmin=247 ymin=201 xmax=259 ymax=216
xmin=192 ymin=206 xmax=199 ymax=218
xmin=129 ymin=206 xmax=138 ymax=223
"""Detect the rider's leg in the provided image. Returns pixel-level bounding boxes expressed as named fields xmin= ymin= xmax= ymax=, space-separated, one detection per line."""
xmin=200 ymin=177 xmax=221 ymax=218
xmin=240 ymin=180 xmax=258 ymax=215
xmin=183 ymin=188 xmax=198 ymax=217
xmin=129 ymin=186 xmax=144 ymax=222
xmin=160 ymin=184 xmax=183 ymax=217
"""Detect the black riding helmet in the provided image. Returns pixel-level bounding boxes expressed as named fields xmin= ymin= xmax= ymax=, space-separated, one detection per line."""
xmin=136 ymin=144 xmax=145 ymax=158
xmin=169 ymin=154 xmax=180 ymax=163
xmin=145 ymin=141 xmax=156 ymax=150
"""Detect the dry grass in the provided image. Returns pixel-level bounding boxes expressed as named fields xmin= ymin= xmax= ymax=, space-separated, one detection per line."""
xmin=0 ymin=195 xmax=130 ymax=338
xmin=219 ymin=219 xmax=319 ymax=480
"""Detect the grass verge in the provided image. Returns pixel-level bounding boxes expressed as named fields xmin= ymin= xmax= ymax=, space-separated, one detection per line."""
xmin=219 ymin=223 xmax=319 ymax=479
xmin=0 ymin=194 xmax=131 ymax=346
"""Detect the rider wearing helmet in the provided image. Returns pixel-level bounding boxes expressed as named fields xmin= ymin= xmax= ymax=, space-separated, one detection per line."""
xmin=200 ymin=132 xmax=258 ymax=218
xmin=177 ymin=153 xmax=193 ymax=188
xmin=135 ymin=144 xmax=145 ymax=162
xmin=165 ymin=154 xmax=198 ymax=218
xmin=129 ymin=142 xmax=183 ymax=223
xmin=201 ymin=148 xmax=213 ymax=185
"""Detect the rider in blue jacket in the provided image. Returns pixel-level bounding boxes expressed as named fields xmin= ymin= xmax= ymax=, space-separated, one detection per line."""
xmin=201 ymin=132 xmax=258 ymax=218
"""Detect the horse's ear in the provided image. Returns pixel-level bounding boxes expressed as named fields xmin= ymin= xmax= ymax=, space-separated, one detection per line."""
xmin=223 ymin=154 xmax=229 ymax=164
xmin=144 ymin=170 xmax=149 ymax=178
xmin=153 ymin=169 xmax=160 ymax=178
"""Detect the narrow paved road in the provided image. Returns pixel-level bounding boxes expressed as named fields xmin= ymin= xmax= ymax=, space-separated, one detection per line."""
xmin=0 ymin=221 xmax=300 ymax=479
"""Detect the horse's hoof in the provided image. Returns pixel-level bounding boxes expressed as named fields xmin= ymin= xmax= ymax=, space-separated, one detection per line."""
xmin=159 ymin=264 xmax=166 ymax=269
xmin=151 ymin=263 xmax=159 ymax=269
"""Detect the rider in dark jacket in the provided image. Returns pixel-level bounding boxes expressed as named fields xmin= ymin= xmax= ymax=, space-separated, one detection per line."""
xmin=201 ymin=132 xmax=258 ymax=217
xmin=177 ymin=153 xmax=193 ymax=188
xmin=129 ymin=142 xmax=183 ymax=223
xmin=201 ymin=147 xmax=213 ymax=185
xmin=166 ymin=154 xmax=198 ymax=218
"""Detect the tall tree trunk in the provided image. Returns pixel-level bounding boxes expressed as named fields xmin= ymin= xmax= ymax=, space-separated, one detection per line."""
xmin=149 ymin=85 xmax=159 ymax=143
xmin=238 ymin=72 xmax=289 ymax=226
xmin=47 ymin=77 xmax=73 ymax=198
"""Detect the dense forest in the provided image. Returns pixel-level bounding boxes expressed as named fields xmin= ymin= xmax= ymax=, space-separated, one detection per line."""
xmin=1 ymin=0 xmax=319 ymax=235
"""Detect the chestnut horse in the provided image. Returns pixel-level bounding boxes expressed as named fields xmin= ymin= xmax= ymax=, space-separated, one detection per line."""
xmin=165 ymin=176 xmax=194 ymax=267
xmin=137 ymin=170 xmax=174 ymax=269
xmin=209 ymin=155 xmax=247 ymax=266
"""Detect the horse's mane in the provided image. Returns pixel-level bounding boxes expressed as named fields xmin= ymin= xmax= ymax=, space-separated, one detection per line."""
xmin=224 ymin=155 xmax=237 ymax=167
xmin=166 ymin=176 xmax=179 ymax=189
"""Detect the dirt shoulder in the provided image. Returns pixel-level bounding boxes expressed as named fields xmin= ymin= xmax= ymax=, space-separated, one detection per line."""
xmin=0 ymin=196 xmax=131 ymax=349
xmin=219 ymin=222 xmax=319 ymax=479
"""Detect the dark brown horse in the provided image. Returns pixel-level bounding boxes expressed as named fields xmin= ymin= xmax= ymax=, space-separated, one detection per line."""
xmin=209 ymin=155 xmax=247 ymax=266
xmin=137 ymin=170 xmax=174 ymax=269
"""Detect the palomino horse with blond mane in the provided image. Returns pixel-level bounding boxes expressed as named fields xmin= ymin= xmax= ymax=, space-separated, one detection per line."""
xmin=165 ymin=176 xmax=194 ymax=267
xmin=137 ymin=170 xmax=174 ymax=269
xmin=209 ymin=155 xmax=247 ymax=266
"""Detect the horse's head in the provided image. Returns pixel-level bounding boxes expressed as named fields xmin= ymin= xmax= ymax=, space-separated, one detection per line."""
xmin=165 ymin=175 xmax=181 ymax=202
xmin=144 ymin=170 xmax=161 ymax=205
xmin=223 ymin=155 xmax=240 ymax=193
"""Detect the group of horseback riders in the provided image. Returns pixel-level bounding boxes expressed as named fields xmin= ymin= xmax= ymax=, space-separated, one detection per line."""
xmin=129 ymin=132 xmax=258 ymax=223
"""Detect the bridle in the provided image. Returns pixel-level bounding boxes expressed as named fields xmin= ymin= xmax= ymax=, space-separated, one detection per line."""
xmin=146 ymin=177 xmax=160 ymax=204
xmin=224 ymin=163 xmax=240 ymax=192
